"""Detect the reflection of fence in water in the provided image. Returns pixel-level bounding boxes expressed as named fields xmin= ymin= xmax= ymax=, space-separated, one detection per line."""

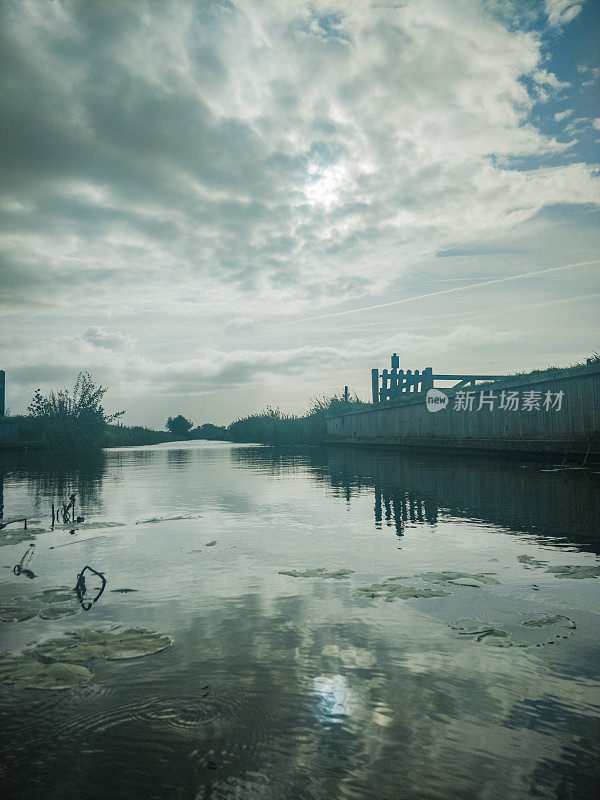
xmin=375 ymin=486 xmax=438 ymax=536
xmin=228 ymin=444 xmax=600 ymax=550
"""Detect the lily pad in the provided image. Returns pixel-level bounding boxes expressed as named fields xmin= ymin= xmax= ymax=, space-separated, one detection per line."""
xmin=33 ymin=627 xmax=174 ymax=663
xmin=0 ymin=653 xmax=92 ymax=690
xmin=37 ymin=588 xmax=77 ymax=604
xmin=450 ymin=614 xmax=577 ymax=647
xmin=446 ymin=578 xmax=484 ymax=588
xmin=35 ymin=587 xmax=79 ymax=619
xmin=419 ymin=571 xmax=501 ymax=586
xmin=357 ymin=582 xmax=449 ymax=601
xmin=522 ymin=614 xmax=575 ymax=629
xmin=449 ymin=619 xmax=512 ymax=645
xmin=38 ymin=603 xmax=78 ymax=620
xmin=0 ymin=528 xmax=39 ymax=547
xmin=517 ymin=555 xmax=546 ymax=568
xmin=1 ymin=587 xmax=80 ymax=622
xmin=0 ymin=597 xmax=41 ymax=623
xmin=279 ymin=568 xmax=354 ymax=580
xmin=545 ymin=565 xmax=600 ymax=580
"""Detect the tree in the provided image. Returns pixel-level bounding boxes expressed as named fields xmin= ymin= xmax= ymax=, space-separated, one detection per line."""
xmin=166 ymin=415 xmax=193 ymax=438
xmin=27 ymin=371 xmax=124 ymax=448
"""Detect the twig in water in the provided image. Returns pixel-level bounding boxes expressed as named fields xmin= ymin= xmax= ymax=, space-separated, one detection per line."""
xmin=49 ymin=536 xmax=106 ymax=549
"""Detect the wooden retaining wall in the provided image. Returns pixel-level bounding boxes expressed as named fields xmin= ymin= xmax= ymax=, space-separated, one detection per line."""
xmin=327 ymin=362 xmax=600 ymax=456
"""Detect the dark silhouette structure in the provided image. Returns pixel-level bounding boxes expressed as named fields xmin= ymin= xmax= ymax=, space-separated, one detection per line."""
xmin=371 ymin=353 xmax=503 ymax=404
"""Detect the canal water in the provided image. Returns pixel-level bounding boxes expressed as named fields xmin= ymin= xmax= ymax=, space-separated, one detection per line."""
xmin=1 ymin=441 xmax=599 ymax=800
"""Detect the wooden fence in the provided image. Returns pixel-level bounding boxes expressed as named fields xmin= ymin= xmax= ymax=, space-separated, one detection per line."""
xmin=372 ymin=353 xmax=503 ymax=404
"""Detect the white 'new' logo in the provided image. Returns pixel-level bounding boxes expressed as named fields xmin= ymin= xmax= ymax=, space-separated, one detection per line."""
xmin=426 ymin=388 xmax=448 ymax=412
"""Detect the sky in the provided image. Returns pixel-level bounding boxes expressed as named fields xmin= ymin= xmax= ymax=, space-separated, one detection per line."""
xmin=1 ymin=0 xmax=599 ymax=427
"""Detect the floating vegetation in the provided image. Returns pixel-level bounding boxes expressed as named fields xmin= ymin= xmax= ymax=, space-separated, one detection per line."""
xmin=418 ymin=571 xmax=501 ymax=586
xmin=110 ymin=588 xmax=138 ymax=593
xmin=0 ymin=653 xmax=92 ymax=690
xmin=0 ymin=597 xmax=41 ymax=623
xmin=0 ymin=587 xmax=81 ymax=623
xmin=37 ymin=588 xmax=80 ymax=619
xmin=449 ymin=614 xmax=576 ymax=647
xmin=33 ymin=627 xmax=174 ymax=663
xmin=279 ymin=567 xmax=355 ymax=580
xmin=545 ymin=565 xmax=600 ymax=580
xmin=0 ymin=529 xmax=44 ymax=547
xmin=522 ymin=614 xmax=576 ymax=629
xmin=38 ymin=603 xmax=78 ymax=620
xmin=517 ymin=555 xmax=547 ymax=568
xmin=0 ymin=626 xmax=174 ymax=691
xmin=357 ymin=581 xmax=449 ymax=601
xmin=205 ymin=540 xmax=217 ymax=547
xmin=449 ymin=619 xmax=511 ymax=645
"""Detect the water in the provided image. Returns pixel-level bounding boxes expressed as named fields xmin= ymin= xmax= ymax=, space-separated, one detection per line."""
xmin=0 ymin=442 xmax=599 ymax=800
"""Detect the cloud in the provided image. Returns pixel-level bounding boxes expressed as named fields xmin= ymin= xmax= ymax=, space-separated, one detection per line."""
xmin=533 ymin=69 xmax=569 ymax=90
xmin=554 ymin=109 xmax=574 ymax=122
xmin=82 ymin=327 xmax=135 ymax=351
xmin=1 ymin=0 xmax=598 ymax=321
xmin=4 ymin=322 xmax=519 ymax=410
xmin=544 ymin=0 xmax=585 ymax=28
xmin=593 ymin=119 xmax=600 ymax=132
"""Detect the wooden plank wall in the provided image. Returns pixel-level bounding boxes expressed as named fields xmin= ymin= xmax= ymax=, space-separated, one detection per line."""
xmin=327 ymin=363 xmax=600 ymax=455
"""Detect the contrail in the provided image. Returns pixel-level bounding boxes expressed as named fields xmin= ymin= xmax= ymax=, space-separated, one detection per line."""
xmin=284 ymin=259 xmax=600 ymax=324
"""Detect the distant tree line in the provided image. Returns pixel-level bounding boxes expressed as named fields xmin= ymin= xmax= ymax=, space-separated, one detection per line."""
xmin=10 ymin=373 xmax=367 ymax=450
xmin=166 ymin=393 xmax=368 ymax=446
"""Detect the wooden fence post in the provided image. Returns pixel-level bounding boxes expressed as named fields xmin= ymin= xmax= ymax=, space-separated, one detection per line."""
xmin=371 ymin=369 xmax=379 ymax=404
xmin=422 ymin=367 xmax=433 ymax=392
xmin=380 ymin=369 xmax=389 ymax=402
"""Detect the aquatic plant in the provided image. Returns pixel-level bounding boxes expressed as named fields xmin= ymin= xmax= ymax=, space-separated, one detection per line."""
xmin=450 ymin=614 xmax=576 ymax=647
xmin=0 ymin=588 xmax=80 ymax=623
xmin=356 ymin=581 xmax=450 ymax=601
xmin=0 ymin=653 xmax=93 ymax=690
xmin=546 ymin=565 xmax=600 ymax=579
xmin=418 ymin=571 xmax=501 ymax=586
xmin=279 ymin=568 xmax=355 ymax=579
xmin=33 ymin=627 xmax=174 ymax=662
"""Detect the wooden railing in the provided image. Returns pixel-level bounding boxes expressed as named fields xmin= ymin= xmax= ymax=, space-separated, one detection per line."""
xmin=371 ymin=354 xmax=504 ymax=404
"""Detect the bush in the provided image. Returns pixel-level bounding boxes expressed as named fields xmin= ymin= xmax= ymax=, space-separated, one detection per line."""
xmin=102 ymin=425 xmax=174 ymax=447
xmin=25 ymin=372 xmax=123 ymax=449
xmin=227 ymin=394 xmax=368 ymax=446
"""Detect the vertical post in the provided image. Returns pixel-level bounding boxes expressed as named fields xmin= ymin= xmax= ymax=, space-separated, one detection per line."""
xmin=390 ymin=368 xmax=398 ymax=397
xmin=0 ymin=370 xmax=5 ymax=417
xmin=380 ymin=369 xmax=389 ymax=402
xmin=413 ymin=369 xmax=420 ymax=393
xmin=391 ymin=353 xmax=400 ymax=370
xmin=405 ymin=369 xmax=412 ymax=392
xmin=398 ymin=369 xmax=404 ymax=393
xmin=371 ymin=369 xmax=379 ymax=405
xmin=343 ymin=385 xmax=349 ymax=403
xmin=422 ymin=367 xmax=433 ymax=393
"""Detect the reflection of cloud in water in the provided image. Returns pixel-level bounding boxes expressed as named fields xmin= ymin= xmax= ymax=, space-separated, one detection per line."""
xmin=312 ymin=674 xmax=354 ymax=722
